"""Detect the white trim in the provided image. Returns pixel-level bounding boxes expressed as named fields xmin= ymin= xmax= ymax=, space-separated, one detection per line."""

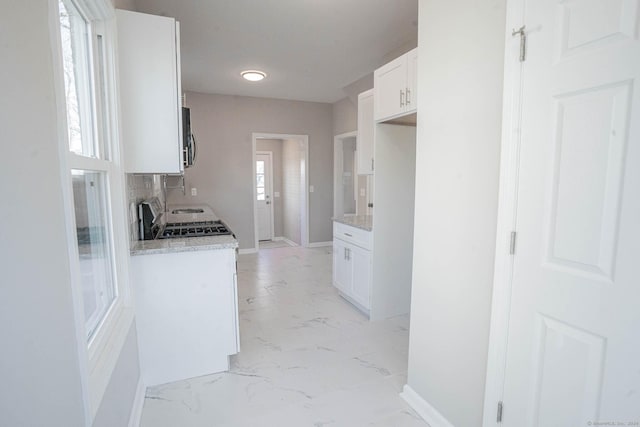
xmin=50 ymin=0 xmax=135 ymax=421
xmin=127 ymin=379 xmax=146 ymax=427
xmin=272 ymin=236 xmax=297 ymax=246
xmin=49 ymin=2 xmax=91 ymax=423
xmin=280 ymin=237 xmax=299 ymax=247
xmin=400 ymin=385 xmax=455 ymax=427
xmin=308 ymin=241 xmax=333 ymax=248
xmin=238 ymin=248 xmax=258 ymax=255
xmin=252 ymin=133 xmax=310 ymax=250
xmin=256 ymin=150 xmax=275 ymax=241
xmin=482 ymin=0 xmax=526 ymax=425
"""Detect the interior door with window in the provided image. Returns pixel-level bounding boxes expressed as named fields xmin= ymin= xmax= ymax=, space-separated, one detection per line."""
xmin=256 ymin=152 xmax=273 ymax=241
xmin=499 ymin=1 xmax=640 ymax=425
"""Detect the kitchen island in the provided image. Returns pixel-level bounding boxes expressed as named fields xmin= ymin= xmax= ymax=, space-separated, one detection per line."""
xmin=130 ymin=233 xmax=240 ymax=387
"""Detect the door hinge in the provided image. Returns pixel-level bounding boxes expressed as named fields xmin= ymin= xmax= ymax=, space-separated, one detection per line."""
xmin=509 ymin=231 xmax=517 ymax=255
xmin=512 ymin=25 xmax=526 ymax=62
xmin=371 ymin=158 xmax=374 ymax=171
xmin=497 ymin=401 xmax=504 ymax=423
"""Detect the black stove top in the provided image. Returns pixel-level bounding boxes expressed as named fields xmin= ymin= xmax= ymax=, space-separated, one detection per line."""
xmin=158 ymin=220 xmax=232 ymax=239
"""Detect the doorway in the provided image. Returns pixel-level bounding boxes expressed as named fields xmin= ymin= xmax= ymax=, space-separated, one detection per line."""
xmin=334 ymin=131 xmax=373 ymax=217
xmin=252 ymin=133 xmax=309 ymax=251
xmin=255 ymin=151 xmax=273 ymax=241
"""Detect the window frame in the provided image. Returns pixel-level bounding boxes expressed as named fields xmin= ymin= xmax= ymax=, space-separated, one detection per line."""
xmin=50 ymin=0 xmax=134 ymax=422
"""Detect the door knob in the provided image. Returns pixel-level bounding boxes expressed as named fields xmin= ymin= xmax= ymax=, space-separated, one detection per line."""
xmin=266 ymin=201 xmax=271 ymax=205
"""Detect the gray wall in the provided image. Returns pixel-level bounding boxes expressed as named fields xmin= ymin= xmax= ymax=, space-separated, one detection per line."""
xmin=0 ymin=2 xmax=141 ymax=426
xmin=167 ymin=92 xmax=334 ymax=249
xmin=332 ymin=97 xmax=357 ymax=136
xmin=1 ymin=1 xmax=87 ymax=425
xmin=282 ymin=139 xmax=303 ymax=244
xmin=406 ymin=0 xmax=506 ymax=426
xmin=256 ymin=139 xmax=284 ymax=238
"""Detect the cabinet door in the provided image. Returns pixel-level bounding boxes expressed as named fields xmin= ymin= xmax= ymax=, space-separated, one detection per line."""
xmin=357 ymin=89 xmax=375 ymax=175
xmin=332 ymin=239 xmax=350 ymax=293
xmin=374 ymin=54 xmax=407 ymax=122
xmin=405 ymin=48 xmax=418 ymax=114
xmin=350 ymin=244 xmax=371 ymax=309
xmin=116 ymin=10 xmax=183 ymax=174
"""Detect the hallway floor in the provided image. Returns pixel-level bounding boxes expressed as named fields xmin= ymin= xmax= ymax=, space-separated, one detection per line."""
xmin=139 ymin=246 xmax=426 ymax=426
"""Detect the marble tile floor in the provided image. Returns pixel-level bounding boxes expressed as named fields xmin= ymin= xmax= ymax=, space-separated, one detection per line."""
xmin=140 ymin=246 xmax=427 ymax=427
xmin=258 ymin=239 xmax=295 ymax=250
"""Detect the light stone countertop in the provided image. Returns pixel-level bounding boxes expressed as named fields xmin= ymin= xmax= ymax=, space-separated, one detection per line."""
xmin=130 ymin=235 xmax=238 ymax=256
xmin=332 ymin=215 xmax=373 ymax=231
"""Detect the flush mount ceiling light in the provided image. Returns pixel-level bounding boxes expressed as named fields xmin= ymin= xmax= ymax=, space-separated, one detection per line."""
xmin=241 ymin=70 xmax=267 ymax=82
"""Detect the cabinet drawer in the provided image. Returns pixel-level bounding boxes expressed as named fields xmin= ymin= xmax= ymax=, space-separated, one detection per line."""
xmin=333 ymin=222 xmax=372 ymax=250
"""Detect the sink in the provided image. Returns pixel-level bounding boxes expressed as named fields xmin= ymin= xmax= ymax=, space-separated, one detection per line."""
xmin=171 ymin=208 xmax=204 ymax=214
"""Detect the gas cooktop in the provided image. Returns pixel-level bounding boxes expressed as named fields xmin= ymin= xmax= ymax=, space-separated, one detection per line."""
xmin=158 ymin=220 xmax=232 ymax=239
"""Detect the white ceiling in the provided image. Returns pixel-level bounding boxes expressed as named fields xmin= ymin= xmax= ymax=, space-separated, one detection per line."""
xmin=133 ymin=0 xmax=418 ymax=104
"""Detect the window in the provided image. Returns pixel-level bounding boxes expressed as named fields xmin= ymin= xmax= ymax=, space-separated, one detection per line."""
xmin=256 ymin=160 xmax=266 ymax=200
xmin=54 ymin=0 xmax=132 ymax=419
xmin=59 ymin=0 xmax=117 ymax=341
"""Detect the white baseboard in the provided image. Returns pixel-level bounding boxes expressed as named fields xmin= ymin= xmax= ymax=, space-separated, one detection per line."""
xmin=271 ymin=236 xmax=299 ymax=247
xmin=400 ymin=384 xmax=455 ymax=427
xmin=238 ymin=248 xmax=257 ymax=254
xmin=282 ymin=237 xmax=299 ymax=247
xmin=307 ymin=241 xmax=333 ymax=248
xmin=128 ymin=379 xmax=146 ymax=427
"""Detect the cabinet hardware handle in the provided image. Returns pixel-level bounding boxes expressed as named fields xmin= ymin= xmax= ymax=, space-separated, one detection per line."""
xmin=400 ymin=90 xmax=405 ymax=107
xmin=406 ymin=88 xmax=411 ymax=105
xmin=344 ymin=233 xmax=352 ymax=237
xmin=371 ymin=158 xmax=374 ymax=171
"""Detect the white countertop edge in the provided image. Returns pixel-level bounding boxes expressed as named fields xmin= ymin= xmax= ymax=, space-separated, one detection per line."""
xmin=130 ymin=235 xmax=238 ymax=256
xmin=332 ymin=215 xmax=373 ymax=231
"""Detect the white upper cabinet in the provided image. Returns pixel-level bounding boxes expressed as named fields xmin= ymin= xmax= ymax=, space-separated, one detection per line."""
xmin=374 ymin=47 xmax=418 ymax=122
xmin=357 ymin=89 xmax=374 ymax=175
xmin=116 ymin=10 xmax=183 ymax=174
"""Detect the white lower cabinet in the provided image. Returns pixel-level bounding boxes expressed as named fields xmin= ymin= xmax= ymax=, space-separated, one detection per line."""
xmin=333 ymin=222 xmax=372 ymax=314
xmin=130 ymin=247 xmax=239 ymax=387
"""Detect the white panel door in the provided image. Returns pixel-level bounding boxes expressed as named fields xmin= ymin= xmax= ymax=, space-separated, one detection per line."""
xmin=333 ymin=239 xmax=350 ymax=294
xmin=256 ymin=153 xmax=273 ymax=241
xmin=502 ymin=0 xmax=640 ymax=425
xmin=350 ymin=243 xmax=371 ymax=309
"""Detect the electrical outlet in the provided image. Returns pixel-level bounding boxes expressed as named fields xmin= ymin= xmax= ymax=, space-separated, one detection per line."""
xmin=191 ymin=187 xmax=197 ymax=196
xmin=309 ymin=185 xmax=314 ymax=193
xmin=274 ymin=191 xmax=280 ymax=198
xmin=360 ymin=188 xmax=366 ymax=197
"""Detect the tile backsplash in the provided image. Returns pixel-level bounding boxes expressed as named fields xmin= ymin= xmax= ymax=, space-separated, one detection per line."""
xmin=126 ymin=174 xmax=164 ymax=243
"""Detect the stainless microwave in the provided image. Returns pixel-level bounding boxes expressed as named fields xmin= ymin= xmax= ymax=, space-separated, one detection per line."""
xmin=182 ymin=107 xmax=196 ymax=168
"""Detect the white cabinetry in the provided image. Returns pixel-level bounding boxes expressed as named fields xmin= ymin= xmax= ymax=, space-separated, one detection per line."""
xmin=116 ymin=9 xmax=183 ymax=174
xmin=374 ymin=47 xmax=418 ymax=122
xmin=357 ymin=89 xmax=374 ymax=175
xmin=130 ymin=247 xmax=239 ymax=387
xmin=332 ymin=222 xmax=372 ymax=313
